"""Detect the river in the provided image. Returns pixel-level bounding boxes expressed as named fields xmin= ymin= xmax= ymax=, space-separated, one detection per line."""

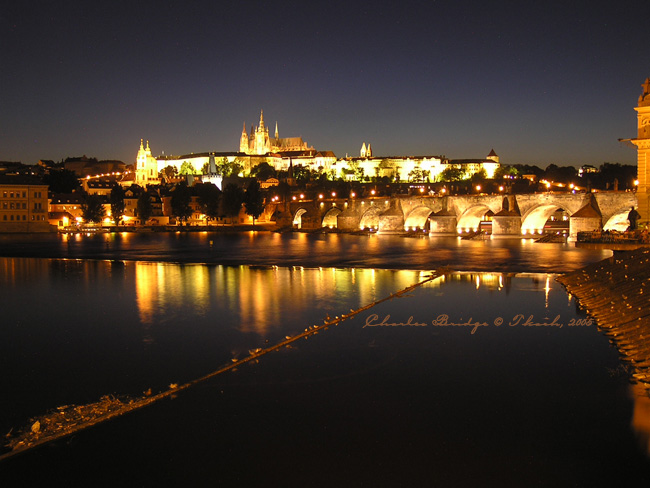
xmin=1 ymin=232 xmax=649 ymax=486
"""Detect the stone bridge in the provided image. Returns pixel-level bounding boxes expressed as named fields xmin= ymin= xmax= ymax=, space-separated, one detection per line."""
xmin=272 ymin=192 xmax=637 ymax=239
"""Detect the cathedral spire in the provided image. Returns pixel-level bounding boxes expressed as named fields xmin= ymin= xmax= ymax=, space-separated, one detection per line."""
xmin=259 ymin=110 xmax=265 ymax=130
xmin=275 ymin=121 xmax=279 ymax=139
xmin=140 ymin=139 xmax=144 ymax=151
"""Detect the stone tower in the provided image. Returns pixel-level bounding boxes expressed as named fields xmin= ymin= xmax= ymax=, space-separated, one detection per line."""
xmin=632 ymin=78 xmax=650 ymax=223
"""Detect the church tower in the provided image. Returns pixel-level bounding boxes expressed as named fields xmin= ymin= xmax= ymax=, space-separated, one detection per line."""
xmin=240 ymin=122 xmax=249 ymax=153
xmin=632 ymin=78 xmax=650 ymax=224
xmin=253 ymin=110 xmax=270 ymax=154
xmin=135 ymin=139 xmax=160 ymax=188
xmin=360 ymin=142 xmax=367 ymax=158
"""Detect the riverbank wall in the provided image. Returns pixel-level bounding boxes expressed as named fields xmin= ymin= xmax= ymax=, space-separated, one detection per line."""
xmin=558 ymin=249 xmax=650 ymax=395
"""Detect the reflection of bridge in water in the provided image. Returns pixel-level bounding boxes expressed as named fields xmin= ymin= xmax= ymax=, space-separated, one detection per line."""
xmin=275 ymin=192 xmax=637 ymax=240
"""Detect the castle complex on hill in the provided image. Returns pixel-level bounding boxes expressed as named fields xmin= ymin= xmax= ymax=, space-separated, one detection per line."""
xmin=130 ymin=110 xmax=500 ymax=189
xmin=239 ymin=110 xmax=314 ymax=155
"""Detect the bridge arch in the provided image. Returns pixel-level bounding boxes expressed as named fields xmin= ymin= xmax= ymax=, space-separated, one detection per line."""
xmin=292 ymin=208 xmax=308 ymax=229
xmin=457 ymin=205 xmax=491 ymax=232
xmin=603 ymin=208 xmax=632 ymax=231
xmin=322 ymin=207 xmax=342 ymax=228
xmin=359 ymin=205 xmax=382 ymax=230
xmin=521 ymin=204 xmax=565 ymax=235
xmin=404 ymin=206 xmax=434 ymax=230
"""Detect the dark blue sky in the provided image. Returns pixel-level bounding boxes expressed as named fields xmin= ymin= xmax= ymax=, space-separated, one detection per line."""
xmin=1 ymin=1 xmax=649 ymax=167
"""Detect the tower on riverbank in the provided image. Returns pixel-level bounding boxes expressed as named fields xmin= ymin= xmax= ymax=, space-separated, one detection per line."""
xmin=632 ymin=78 xmax=650 ymax=223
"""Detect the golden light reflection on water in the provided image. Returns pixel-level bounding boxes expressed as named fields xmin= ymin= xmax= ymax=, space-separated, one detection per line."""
xmin=132 ymin=263 xmax=426 ymax=335
xmin=135 ymin=263 xmax=211 ymax=325
xmin=630 ymin=383 xmax=650 ymax=458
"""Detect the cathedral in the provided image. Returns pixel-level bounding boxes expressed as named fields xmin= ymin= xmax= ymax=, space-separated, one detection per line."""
xmin=240 ymin=110 xmax=314 ymax=155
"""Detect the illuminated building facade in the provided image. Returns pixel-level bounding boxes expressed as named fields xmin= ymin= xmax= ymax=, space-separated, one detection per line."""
xmin=0 ymin=175 xmax=50 ymax=232
xmin=135 ymin=139 xmax=160 ymax=188
xmin=240 ymin=110 xmax=314 ymax=156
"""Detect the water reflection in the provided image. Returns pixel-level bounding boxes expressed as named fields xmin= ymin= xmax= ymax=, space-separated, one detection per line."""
xmin=631 ymin=383 xmax=650 ymax=457
xmin=2 ymin=257 xmax=650 ymax=482
xmin=132 ymin=263 xmax=425 ymax=336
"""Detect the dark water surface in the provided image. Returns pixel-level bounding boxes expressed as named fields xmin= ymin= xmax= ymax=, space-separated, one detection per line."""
xmin=0 ymin=231 xmax=611 ymax=272
xmin=1 ymin=253 xmax=649 ymax=486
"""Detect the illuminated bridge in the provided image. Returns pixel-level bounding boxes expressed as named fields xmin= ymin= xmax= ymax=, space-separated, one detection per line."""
xmin=273 ymin=192 xmax=637 ymax=240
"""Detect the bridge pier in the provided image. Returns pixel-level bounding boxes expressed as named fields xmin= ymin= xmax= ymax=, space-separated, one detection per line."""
xmin=428 ymin=210 xmax=458 ymax=236
xmin=491 ymin=212 xmax=522 ymax=238
xmin=567 ymin=198 xmax=603 ymax=242
xmin=337 ymin=206 xmax=361 ymax=231
xmin=378 ymin=201 xmax=405 ymax=234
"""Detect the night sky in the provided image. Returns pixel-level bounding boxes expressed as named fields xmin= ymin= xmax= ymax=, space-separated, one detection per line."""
xmin=2 ymin=1 xmax=649 ymax=167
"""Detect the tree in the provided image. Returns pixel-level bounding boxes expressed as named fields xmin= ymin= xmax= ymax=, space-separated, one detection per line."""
xmin=110 ymin=185 xmax=125 ymax=225
xmin=43 ymin=169 xmax=80 ymax=193
xmin=195 ymin=182 xmax=222 ymax=222
xmin=471 ymin=168 xmax=488 ymax=182
xmin=179 ymin=161 xmax=196 ymax=176
xmin=161 ymin=165 xmax=178 ymax=180
xmin=243 ymin=180 xmax=265 ymax=225
xmin=136 ymin=192 xmax=153 ymax=224
xmin=216 ymin=157 xmax=244 ymax=177
xmin=408 ymin=168 xmax=425 ymax=183
xmin=439 ymin=167 xmax=465 ymax=182
xmin=81 ymin=194 xmax=106 ymax=224
xmin=171 ymin=182 xmax=193 ymax=224
xmin=293 ymin=165 xmax=312 ymax=185
xmin=222 ymin=183 xmax=244 ymax=223
xmin=494 ymin=165 xmax=519 ymax=179
xmin=251 ymin=162 xmax=277 ymax=181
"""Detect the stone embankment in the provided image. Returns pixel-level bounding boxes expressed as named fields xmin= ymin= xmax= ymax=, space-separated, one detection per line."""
xmin=558 ymin=249 xmax=650 ymax=394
